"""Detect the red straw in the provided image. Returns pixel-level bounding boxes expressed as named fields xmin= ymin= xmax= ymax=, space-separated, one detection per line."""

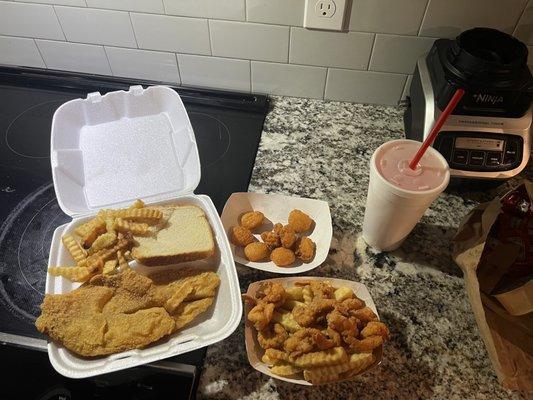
xmin=408 ymin=88 xmax=465 ymax=170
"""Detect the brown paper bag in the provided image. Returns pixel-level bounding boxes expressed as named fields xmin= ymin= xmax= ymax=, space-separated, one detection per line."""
xmin=453 ymin=181 xmax=533 ymax=393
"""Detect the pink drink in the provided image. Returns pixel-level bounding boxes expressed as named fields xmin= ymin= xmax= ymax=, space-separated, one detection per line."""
xmin=362 ymin=139 xmax=450 ymax=251
xmin=376 ymin=141 xmax=447 ymax=191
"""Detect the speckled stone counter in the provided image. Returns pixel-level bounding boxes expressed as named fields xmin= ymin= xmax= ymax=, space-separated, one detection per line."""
xmin=197 ymin=96 xmax=532 ymax=400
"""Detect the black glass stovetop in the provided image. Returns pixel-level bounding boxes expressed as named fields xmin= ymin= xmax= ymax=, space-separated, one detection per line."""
xmin=0 ymin=66 xmax=268 ymax=398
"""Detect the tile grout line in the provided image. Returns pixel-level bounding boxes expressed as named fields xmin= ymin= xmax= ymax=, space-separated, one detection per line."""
xmin=162 ymin=0 xmax=167 ymax=14
xmin=366 ymin=33 xmax=377 ymax=70
xmin=512 ymin=0 xmax=529 ymax=35
xmin=287 ymin=26 xmax=292 ymax=63
xmin=33 ymin=39 xmax=48 ymax=68
xmin=243 ymin=0 xmax=247 ymax=21
xmin=174 ymin=53 xmax=182 ymax=85
xmin=128 ymin=12 xmax=140 ymax=49
xmin=207 ymin=19 xmax=213 ymax=56
xmin=322 ymin=67 xmax=329 ymax=100
xmin=102 ymin=45 xmax=114 ymax=76
xmin=417 ymin=0 xmax=431 ymax=36
xmin=248 ymin=59 xmax=252 ymax=93
xmin=51 ymin=5 xmax=68 ymax=41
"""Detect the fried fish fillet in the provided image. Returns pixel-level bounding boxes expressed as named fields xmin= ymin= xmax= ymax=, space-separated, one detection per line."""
xmin=36 ymin=268 xmax=219 ymax=357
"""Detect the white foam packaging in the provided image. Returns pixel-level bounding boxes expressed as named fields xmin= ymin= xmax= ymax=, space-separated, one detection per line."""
xmin=46 ymin=85 xmax=242 ymax=378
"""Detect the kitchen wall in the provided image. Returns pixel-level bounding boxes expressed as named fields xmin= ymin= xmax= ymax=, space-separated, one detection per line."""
xmin=0 ymin=0 xmax=531 ymax=105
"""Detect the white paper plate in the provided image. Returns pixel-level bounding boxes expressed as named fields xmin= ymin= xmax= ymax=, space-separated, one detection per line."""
xmin=221 ymin=192 xmax=332 ymax=274
xmin=243 ymin=277 xmax=383 ymax=385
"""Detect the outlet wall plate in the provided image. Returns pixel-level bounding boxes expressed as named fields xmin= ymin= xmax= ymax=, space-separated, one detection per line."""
xmin=304 ymin=0 xmax=348 ymax=31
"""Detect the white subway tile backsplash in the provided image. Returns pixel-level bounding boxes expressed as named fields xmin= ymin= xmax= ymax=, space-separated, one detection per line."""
xmin=0 ymin=1 xmax=64 ymax=40
xmin=420 ymin=0 xmax=527 ymax=38
xmin=0 ymin=35 xmax=44 ymax=67
xmin=178 ymin=54 xmax=249 ymax=92
xmin=514 ymin=4 xmax=533 ymax=45
xmin=246 ymin=0 xmax=304 ymax=26
xmin=36 ymin=40 xmax=112 ymax=74
xmin=289 ymin=28 xmax=373 ymax=70
xmin=86 ymin=0 xmax=164 ymax=14
xmin=164 ymin=0 xmax=244 ymax=21
xmin=55 ymin=7 xmax=136 ymax=48
xmin=15 ymin=0 xmax=85 ymax=5
xmin=210 ymin=21 xmax=289 ymax=62
xmin=349 ymin=0 xmax=427 ymax=35
xmin=252 ymin=61 xmax=326 ymax=99
xmin=369 ymin=34 xmax=435 ymax=74
xmin=131 ymin=13 xmax=210 ymax=54
xmin=106 ymin=47 xmax=179 ymax=83
xmin=402 ymin=74 xmax=413 ymax=100
xmin=325 ymin=69 xmax=406 ymax=105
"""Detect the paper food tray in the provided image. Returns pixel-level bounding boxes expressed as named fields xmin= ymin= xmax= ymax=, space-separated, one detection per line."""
xmin=46 ymin=86 xmax=241 ymax=378
xmin=221 ymin=192 xmax=332 ymax=274
xmin=244 ymin=277 xmax=383 ymax=385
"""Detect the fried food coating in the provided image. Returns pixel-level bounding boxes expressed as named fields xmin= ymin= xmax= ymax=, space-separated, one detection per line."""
xmin=270 ymin=247 xmax=296 ymax=267
xmin=360 ymin=321 xmax=390 ymax=340
xmin=36 ymin=269 xmax=219 ymax=357
xmin=257 ymin=323 xmax=288 ymax=350
xmin=260 ymin=230 xmax=281 ymax=249
xmin=240 ymin=211 xmax=264 ymax=230
xmin=230 ymin=225 xmax=255 ymax=247
xmin=256 ymin=282 xmax=287 ymax=306
xmin=288 ymin=209 xmax=314 ymax=233
xmin=247 ymin=300 xmax=275 ymax=331
xmin=295 ymin=237 xmax=315 ymax=262
xmin=273 ymin=223 xmax=283 ymax=235
xmin=244 ymin=242 xmax=270 ymax=262
xmin=280 ymin=225 xmax=297 ymax=249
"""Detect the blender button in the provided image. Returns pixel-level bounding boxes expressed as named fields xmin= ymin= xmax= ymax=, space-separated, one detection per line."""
xmin=486 ymin=152 xmax=502 ymax=167
xmin=469 ymin=151 xmax=485 ymax=166
xmin=452 ymin=149 xmax=468 ymax=164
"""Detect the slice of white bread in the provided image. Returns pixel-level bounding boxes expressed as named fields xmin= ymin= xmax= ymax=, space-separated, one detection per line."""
xmin=132 ymin=205 xmax=215 ymax=266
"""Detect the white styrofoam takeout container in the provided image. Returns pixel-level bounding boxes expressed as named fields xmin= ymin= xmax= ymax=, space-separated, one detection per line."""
xmin=244 ymin=277 xmax=383 ymax=385
xmin=46 ymin=85 xmax=242 ymax=378
xmin=221 ymin=192 xmax=332 ymax=274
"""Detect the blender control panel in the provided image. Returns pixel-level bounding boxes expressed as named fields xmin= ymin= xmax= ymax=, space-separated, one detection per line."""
xmin=434 ymin=132 xmax=523 ymax=171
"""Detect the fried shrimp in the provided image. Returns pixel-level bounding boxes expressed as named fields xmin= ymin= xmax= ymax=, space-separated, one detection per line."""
xmin=257 ymin=323 xmax=288 ymax=349
xmin=292 ymin=298 xmax=336 ymax=327
xmin=256 ymin=282 xmax=286 ymax=306
xmin=360 ymin=321 xmax=390 ymax=340
xmin=335 ymin=298 xmax=365 ymax=316
xmin=247 ymin=300 xmax=275 ymax=331
xmin=351 ymin=307 xmax=379 ymax=324
xmin=327 ymin=310 xmax=359 ymax=341
xmin=345 ymin=335 xmax=383 ymax=353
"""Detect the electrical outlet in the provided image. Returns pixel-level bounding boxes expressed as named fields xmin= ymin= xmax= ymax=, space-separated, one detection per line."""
xmin=304 ymin=0 xmax=348 ymax=31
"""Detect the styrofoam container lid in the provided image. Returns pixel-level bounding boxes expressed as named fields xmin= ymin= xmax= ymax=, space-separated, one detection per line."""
xmin=45 ymin=86 xmax=242 ymax=378
xmin=51 ymin=85 xmax=201 ymax=216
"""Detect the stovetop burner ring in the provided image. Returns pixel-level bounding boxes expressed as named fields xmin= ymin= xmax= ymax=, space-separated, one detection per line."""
xmin=188 ymin=112 xmax=231 ymax=167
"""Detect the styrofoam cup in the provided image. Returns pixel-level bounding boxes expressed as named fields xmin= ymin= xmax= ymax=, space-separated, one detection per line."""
xmin=362 ymin=139 xmax=450 ymax=251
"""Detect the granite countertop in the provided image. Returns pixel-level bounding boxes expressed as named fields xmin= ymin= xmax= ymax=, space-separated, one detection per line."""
xmin=197 ymin=96 xmax=532 ymax=400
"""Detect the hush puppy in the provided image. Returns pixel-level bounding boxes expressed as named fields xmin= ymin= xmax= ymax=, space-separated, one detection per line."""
xmin=280 ymin=225 xmax=297 ymax=248
xmin=240 ymin=211 xmax=264 ymax=230
xmin=230 ymin=226 xmax=255 ymax=247
xmin=244 ymin=242 xmax=270 ymax=261
xmin=273 ymin=223 xmax=283 ymax=235
xmin=261 ymin=230 xmax=281 ymax=249
xmin=288 ymin=210 xmax=314 ymax=233
xmin=295 ymin=237 xmax=315 ymax=262
xmin=271 ymin=247 xmax=296 ymax=267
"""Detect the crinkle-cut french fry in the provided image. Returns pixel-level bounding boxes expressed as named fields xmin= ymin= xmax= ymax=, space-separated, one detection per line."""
xmin=88 ymin=232 xmax=117 ymax=255
xmin=303 ymin=370 xmax=340 ymax=385
xmin=303 ymin=353 xmax=374 ymax=384
xmin=74 ymin=217 xmax=106 ymax=247
xmin=270 ymin=363 xmax=302 ymax=377
xmin=262 ymin=353 xmax=275 ymax=366
xmin=272 ymin=310 xmax=301 ymax=333
xmin=128 ymin=199 xmax=145 ymax=209
xmin=105 ymin=218 xmax=116 ymax=233
xmin=120 ymin=208 xmax=162 ymax=221
xmin=61 ymin=234 xmax=87 ymax=264
xmin=294 ymin=347 xmax=348 ymax=368
xmin=117 ymin=250 xmax=129 ymax=271
xmin=333 ymin=287 xmax=354 ymax=302
xmin=264 ymin=348 xmax=294 ymax=364
xmin=48 ymin=266 xmax=92 ymax=282
xmin=102 ymin=259 xmax=118 ymax=275
xmin=302 ymin=286 xmax=313 ymax=303
xmin=339 ymin=353 xmax=375 ymax=380
xmin=115 ymin=218 xmax=150 ymax=235
xmin=285 ymin=286 xmax=304 ymax=301
xmin=83 ymin=237 xmax=131 ymax=273
xmin=281 ymin=299 xmax=305 ymax=311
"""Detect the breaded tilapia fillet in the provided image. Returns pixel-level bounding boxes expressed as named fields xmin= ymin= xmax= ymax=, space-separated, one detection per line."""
xmin=36 ymin=269 xmax=219 ymax=357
